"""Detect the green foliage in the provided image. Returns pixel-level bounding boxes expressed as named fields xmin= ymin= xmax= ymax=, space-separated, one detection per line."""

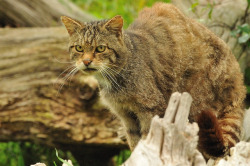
xmin=55 ymin=149 xmax=73 ymax=166
xmin=0 ymin=141 xmax=130 ymax=166
xmin=232 ymin=23 xmax=250 ymax=95
xmin=245 ymin=67 xmax=250 ymax=94
xmin=0 ymin=142 xmax=25 ymax=166
xmin=0 ymin=142 xmax=79 ymax=166
xmin=113 ymin=149 xmax=131 ymax=165
xmin=189 ymin=0 xmax=214 ymax=20
xmin=70 ymin=0 xmax=171 ymax=27
xmin=190 ymin=1 xmax=199 ymax=13
xmin=231 ymin=23 xmax=250 ymax=47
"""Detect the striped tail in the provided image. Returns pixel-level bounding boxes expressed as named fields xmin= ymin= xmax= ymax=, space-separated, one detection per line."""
xmin=197 ymin=109 xmax=242 ymax=158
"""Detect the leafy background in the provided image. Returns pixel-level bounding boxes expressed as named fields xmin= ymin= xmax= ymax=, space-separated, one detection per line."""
xmin=0 ymin=0 xmax=249 ymax=165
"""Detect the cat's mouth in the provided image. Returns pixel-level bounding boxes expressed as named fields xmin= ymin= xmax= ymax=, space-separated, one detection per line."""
xmin=84 ymin=68 xmax=97 ymax=72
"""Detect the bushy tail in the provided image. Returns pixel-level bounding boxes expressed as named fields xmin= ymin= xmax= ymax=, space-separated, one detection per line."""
xmin=197 ymin=110 xmax=242 ymax=158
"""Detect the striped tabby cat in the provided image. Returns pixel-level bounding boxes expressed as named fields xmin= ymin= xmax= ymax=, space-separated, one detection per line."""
xmin=61 ymin=3 xmax=246 ymax=158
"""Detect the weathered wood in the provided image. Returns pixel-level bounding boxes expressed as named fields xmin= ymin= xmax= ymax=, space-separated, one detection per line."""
xmin=0 ymin=27 xmax=125 ymax=165
xmin=243 ymin=108 xmax=250 ymax=142
xmin=122 ymin=92 xmax=206 ymax=166
xmin=215 ymin=142 xmax=250 ymax=166
xmin=0 ymin=0 xmax=95 ymax=27
xmin=207 ymin=141 xmax=250 ymax=166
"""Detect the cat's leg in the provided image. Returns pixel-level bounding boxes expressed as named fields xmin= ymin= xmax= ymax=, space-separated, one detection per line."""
xmin=197 ymin=108 xmax=244 ymax=158
xmin=136 ymin=111 xmax=155 ymax=140
xmin=116 ymin=110 xmax=141 ymax=150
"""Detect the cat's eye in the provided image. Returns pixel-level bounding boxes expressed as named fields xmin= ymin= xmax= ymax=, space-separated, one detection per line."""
xmin=75 ymin=45 xmax=83 ymax=52
xmin=96 ymin=45 xmax=106 ymax=53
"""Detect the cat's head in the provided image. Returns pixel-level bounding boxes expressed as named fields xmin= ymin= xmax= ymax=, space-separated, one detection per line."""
xmin=61 ymin=15 xmax=126 ymax=76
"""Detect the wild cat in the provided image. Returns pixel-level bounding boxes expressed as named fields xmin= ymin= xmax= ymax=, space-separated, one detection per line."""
xmin=61 ymin=3 xmax=246 ymax=158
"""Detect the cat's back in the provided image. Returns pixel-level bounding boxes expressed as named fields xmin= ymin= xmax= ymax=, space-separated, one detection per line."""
xmin=129 ymin=3 xmax=186 ymax=28
xmin=127 ymin=2 xmax=220 ymax=50
xmin=125 ymin=3 xmax=245 ymax=119
xmin=126 ymin=2 xmax=240 ymax=80
xmin=127 ymin=3 xmax=195 ymax=38
xmin=126 ymin=2 xmax=211 ymax=65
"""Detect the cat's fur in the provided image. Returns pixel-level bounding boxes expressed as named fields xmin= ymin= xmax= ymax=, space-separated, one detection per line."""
xmin=61 ymin=3 xmax=246 ymax=158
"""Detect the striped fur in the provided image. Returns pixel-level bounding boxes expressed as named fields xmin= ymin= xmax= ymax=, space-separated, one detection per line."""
xmin=62 ymin=3 xmax=246 ymax=159
xmin=197 ymin=110 xmax=243 ymax=158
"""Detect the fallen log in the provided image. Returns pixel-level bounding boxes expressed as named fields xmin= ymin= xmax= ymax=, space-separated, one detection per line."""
xmin=0 ymin=27 xmax=126 ymax=165
xmin=0 ymin=0 xmax=95 ymax=27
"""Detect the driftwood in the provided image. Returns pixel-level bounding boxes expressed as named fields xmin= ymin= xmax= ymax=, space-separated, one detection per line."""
xmin=243 ymin=108 xmax=250 ymax=142
xmin=213 ymin=141 xmax=250 ymax=166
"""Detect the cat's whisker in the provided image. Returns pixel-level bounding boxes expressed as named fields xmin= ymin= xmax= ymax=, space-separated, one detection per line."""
xmin=102 ymin=67 xmax=122 ymax=91
xmin=54 ymin=65 xmax=75 ymax=87
xmin=99 ymin=63 xmax=124 ymax=79
xmin=56 ymin=67 xmax=78 ymax=96
xmin=105 ymin=66 xmax=123 ymax=78
xmin=104 ymin=73 xmax=120 ymax=91
xmin=98 ymin=68 xmax=111 ymax=90
xmin=99 ymin=66 xmax=119 ymax=91
xmin=103 ymin=66 xmax=126 ymax=93
xmin=67 ymin=68 xmax=79 ymax=84
xmin=62 ymin=68 xmax=78 ymax=87
xmin=98 ymin=67 xmax=111 ymax=88
xmin=104 ymin=67 xmax=117 ymax=78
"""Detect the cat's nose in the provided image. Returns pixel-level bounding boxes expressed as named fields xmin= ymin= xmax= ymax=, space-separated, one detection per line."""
xmin=83 ymin=59 xmax=92 ymax=66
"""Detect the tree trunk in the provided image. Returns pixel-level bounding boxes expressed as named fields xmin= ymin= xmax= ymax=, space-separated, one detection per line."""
xmin=0 ymin=27 xmax=126 ymax=165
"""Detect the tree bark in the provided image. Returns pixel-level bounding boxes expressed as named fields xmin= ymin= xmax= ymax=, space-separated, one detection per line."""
xmin=0 ymin=0 xmax=95 ymax=27
xmin=0 ymin=27 xmax=126 ymax=165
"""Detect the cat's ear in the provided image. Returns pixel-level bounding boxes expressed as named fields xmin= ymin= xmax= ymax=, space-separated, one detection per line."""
xmin=104 ymin=15 xmax=123 ymax=35
xmin=61 ymin=16 xmax=84 ymax=36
